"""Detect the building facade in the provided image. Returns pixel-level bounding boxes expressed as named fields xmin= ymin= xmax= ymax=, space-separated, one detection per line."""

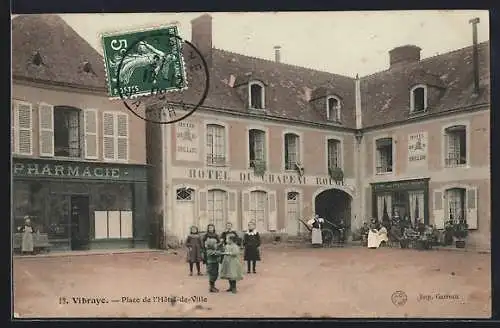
xmin=11 ymin=15 xmax=150 ymax=251
xmin=149 ymin=15 xmax=490 ymax=250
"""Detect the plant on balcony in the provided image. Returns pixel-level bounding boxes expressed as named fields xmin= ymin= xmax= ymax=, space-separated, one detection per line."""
xmin=294 ymin=162 xmax=305 ymax=177
xmin=251 ymin=160 xmax=267 ymax=177
xmin=328 ymin=166 xmax=344 ymax=182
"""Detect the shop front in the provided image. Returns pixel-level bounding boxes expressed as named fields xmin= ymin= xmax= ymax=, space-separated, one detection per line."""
xmin=371 ymin=178 xmax=430 ymax=226
xmin=12 ymin=158 xmax=149 ymax=251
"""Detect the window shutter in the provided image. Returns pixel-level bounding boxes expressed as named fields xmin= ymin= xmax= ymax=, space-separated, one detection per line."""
xmin=103 ymin=112 xmax=115 ymax=160
xmin=242 ymin=190 xmax=251 ymax=230
xmin=268 ymin=190 xmax=277 ymax=231
xmin=466 ymin=187 xmax=478 ymax=230
xmin=14 ymin=102 xmax=33 ymax=155
xmin=11 ymin=103 xmax=15 ymax=152
xmin=375 ymin=143 xmax=382 ymax=173
xmin=198 ymin=190 xmax=208 ymax=229
xmin=38 ymin=103 xmax=54 ymax=157
xmin=84 ymin=109 xmax=98 ymax=159
xmin=117 ymin=113 xmax=129 ymax=161
xmin=227 ymin=190 xmax=238 ymax=229
xmin=433 ymin=190 xmax=445 ymax=229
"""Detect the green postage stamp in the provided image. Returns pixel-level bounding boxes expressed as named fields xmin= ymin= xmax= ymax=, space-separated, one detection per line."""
xmin=101 ymin=25 xmax=187 ymax=99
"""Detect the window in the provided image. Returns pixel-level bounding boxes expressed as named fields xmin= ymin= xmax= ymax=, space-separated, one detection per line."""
xmin=327 ymin=96 xmax=341 ymax=122
xmin=327 ymin=139 xmax=340 ymax=168
xmin=206 ymin=124 xmax=226 ymax=165
xmin=445 ymin=125 xmax=467 ymax=167
xmin=410 ymin=85 xmax=427 ymax=113
xmin=375 ymin=137 xmax=393 ymax=174
xmin=103 ymin=112 xmax=129 ymax=161
xmin=94 ymin=211 xmax=133 ymax=240
xmin=249 ymin=190 xmax=267 ymax=232
xmin=54 ymin=107 xmax=81 ymax=157
xmin=207 ymin=189 xmax=227 ymax=232
xmin=284 ymin=133 xmax=300 ymax=170
xmin=249 ymin=129 xmax=266 ymax=167
xmin=249 ymin=82 xmax=265 ymax=109
xmin=446 ymin=188 xmax=465 ymax=221
xmin=13 ymin=101 xmax=33 ymax=155
xmin=176 ymin=188 xmax=193 ymax=201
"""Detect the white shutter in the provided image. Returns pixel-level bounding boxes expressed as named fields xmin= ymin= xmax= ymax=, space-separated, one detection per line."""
xmin=84 ymin=109 xmax=98 ymax=159
xmin=466 ymin=187 xmax=478 ymax=230
xmin=227 ymin=190 xmax=238 ymax=229
xmin=198 ymin=190 xmax=208 ymax=230
xmin=103 ymin=112 xmax=115 ymax=160
xmin=15 ymin=101 xmax=33 ymax=155
xmin=268 ymin=190 xmax=277 ymax=231
xmin=39 ymin=103 xmax=54 ymax=157
xmin=433 ymin=190 xmax=445 ymax=229
xmin=375 ymin=145 xmax=382 ymax=173
xmin=116 ymin=113 xmax=129 ymax=161
xmin=242 ymin=190 xmax=251 ymax=230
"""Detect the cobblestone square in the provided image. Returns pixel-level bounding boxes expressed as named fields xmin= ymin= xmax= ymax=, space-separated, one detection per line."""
xmin=13 ymin=246 xmax=491 ymax=318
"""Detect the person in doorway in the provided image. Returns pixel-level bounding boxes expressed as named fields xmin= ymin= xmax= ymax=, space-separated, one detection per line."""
xmin=19 ymin=216 xmax=35 ymax=255
xmin=204 ymin=238 xmax=223 ymax=292
xmin=220 ymin=235 xmax=243 ymax=293
xmin=185 ymin=226 xmax=203 ymax=276
xmin=220 ymin=222 xmax=240 ymax=247
xmin=308 ymin=215 xmax=324 ymax=248
xmin=202 ymin=224 xmax=220 ymax=265
xmin=243 ymin=221 xmax=261 ymax=274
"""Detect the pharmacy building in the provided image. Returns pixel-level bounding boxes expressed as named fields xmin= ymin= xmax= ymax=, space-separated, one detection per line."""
xmin=147 ymin=15 xmax=490 ymax=249
xmin=12 ymin=15 xmax=149 ymax=251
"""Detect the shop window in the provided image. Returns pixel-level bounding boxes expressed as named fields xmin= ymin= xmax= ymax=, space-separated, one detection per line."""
xmin=94 ymin=211 xmax=133 ymax=240
xmin=249 ymin=129 xmax=266 ymax=167
xmin=326 ymin=96 xmax=341 ymax=122
xmin=207 ymin=189 xmax=227 ymax=232
xmin=206 ymin=124 xmax=226 ymax=166
xmin=249 ymin=81 xmax=265 ymax=109
xmin=284 ymin=133 xmax=300 ymax=170
xmin=445 ymin=125 xmax=467 ymax=167
xmin=54 ymin=107 xmax=81 ymax=157
xmin=410 ymin=85 xmax=427 ymax=113
xmin=375 ymin=137 xmax=393 ymax=174
xmin=327 ymin=138 xmax=341 ymax=169
xmin=249 ymin=190 xmax=267 ymax=232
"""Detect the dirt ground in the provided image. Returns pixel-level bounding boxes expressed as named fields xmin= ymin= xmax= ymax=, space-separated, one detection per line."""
xmin=13 ymin=245 xmax=491 ymax=318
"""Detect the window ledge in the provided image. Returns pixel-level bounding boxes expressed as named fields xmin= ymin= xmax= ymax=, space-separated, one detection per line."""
xmin=375 ymin=171 xmax=394 ymax=176
xmin=207 ymin=163 xmax=229 ymax=168
xmin=444 ymin=164 xmax=469 ymax=169
xmin=409 ymin=109 xmax=429 ymax=116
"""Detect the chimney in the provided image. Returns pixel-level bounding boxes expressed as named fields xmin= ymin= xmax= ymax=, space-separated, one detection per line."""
xmin=469 ymin=17 xmax=480 ymax=95
xmin=274 ymin=45 xmax=281 ymax=63
xmin=191 ymin=14 xmax=212 ymax=67
xmin=388 ymin=45 xmax=421 ymax=68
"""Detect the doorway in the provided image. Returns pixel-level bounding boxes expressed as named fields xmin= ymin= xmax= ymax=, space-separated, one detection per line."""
xmin=70 ymin=195 xmax=90 ymax=250
xmin=314 ymin=189 xmax=352 ymax=231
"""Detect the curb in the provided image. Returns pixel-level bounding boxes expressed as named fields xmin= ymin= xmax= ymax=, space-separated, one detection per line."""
xmin=13 ymin=249 xmax=165 ymax=259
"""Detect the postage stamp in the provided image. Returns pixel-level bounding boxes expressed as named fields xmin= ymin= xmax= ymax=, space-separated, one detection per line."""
xmin=101 ymin=25 xmax=187 ymax=99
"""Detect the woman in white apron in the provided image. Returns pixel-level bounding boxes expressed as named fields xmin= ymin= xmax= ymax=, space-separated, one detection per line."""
xmin=367 ymin=218 xmax=388 ymax=249
xmin=308 ymin=215 xmax=324 ymax=248
xmin=20 ymin=216 xmax=35 ymax=255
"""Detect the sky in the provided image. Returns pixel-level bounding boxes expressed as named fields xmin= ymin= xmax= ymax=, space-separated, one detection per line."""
xmin=57 ymin=11 xmax=489 ymax=77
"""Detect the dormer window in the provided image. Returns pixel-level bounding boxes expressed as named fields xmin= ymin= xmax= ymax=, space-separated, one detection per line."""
xmin=326 ymin=96 xmax=341 ymax=122
xmin=410 ymin=85 xmax=427 ymax=113
xmin=249 ymin=81 xmax=265 ymax=109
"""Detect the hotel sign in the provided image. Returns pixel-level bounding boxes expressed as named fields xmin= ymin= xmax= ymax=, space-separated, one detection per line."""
xmin=184 ymin=168 xmax=356 ymax=194
xmin=408 ymin=132 xmax=428 ymax=163
xmin=175 ymin=121 xmax=199 ymax=161
xmin=12 ymin=158 xmax=147 ymax=182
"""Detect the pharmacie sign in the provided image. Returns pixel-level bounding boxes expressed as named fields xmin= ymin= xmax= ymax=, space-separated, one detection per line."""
xmin=13 ymin=160 xmax=126 ymax=180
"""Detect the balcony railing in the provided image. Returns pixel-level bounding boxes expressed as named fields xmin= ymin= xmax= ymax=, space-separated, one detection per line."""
xmin=285 ymin=160 xmax=297 ymax=170
xmin=249 ymin=159 xmax=266 ymax=168
xmin=376 ymin=165 xmax=393 ymax=174
xmin=206 ymin=154 xmax=226 ymax=166
xmin=445 ymin=154 xmax=467 ymax=167
xmin=54 ymin=146 xmax=81 ymax=158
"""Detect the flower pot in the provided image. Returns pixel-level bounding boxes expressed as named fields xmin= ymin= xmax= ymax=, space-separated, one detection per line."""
xmin=455 ymin=240 xmax=466 ymax=248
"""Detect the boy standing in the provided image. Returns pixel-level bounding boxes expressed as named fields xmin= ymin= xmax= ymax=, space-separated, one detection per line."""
xmin=205 ymin=238 xmax=223 ymax=292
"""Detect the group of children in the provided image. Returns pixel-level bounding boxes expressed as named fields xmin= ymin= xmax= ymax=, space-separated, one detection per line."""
xmin=185 ymin=221 xmax=261 ymax=294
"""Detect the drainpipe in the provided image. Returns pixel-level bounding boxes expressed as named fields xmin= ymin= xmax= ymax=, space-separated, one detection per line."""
xmin=469 ymin=17 xmax=480 ymax=96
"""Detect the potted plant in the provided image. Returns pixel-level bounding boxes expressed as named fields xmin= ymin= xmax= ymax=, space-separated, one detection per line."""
xmin=252 ymin=160 xmax=267 ymax=177
xmin=294 ymin=162 xmax=305 ymax=177
xmin=328 ymin=166 xmax=344 ymax=183
xmin=452 ymin=219 xmax=468 ymax=248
